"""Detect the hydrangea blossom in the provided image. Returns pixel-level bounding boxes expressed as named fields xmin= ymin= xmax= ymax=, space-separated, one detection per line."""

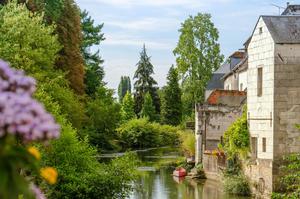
xmin=0 ymin=60 xmax=60 ymax=141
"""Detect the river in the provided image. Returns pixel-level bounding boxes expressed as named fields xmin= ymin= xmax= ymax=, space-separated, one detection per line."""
xmin=100 ymin=147 xmax=251 ymax=199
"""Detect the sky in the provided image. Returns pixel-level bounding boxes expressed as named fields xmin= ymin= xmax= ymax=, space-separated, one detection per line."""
xmin=76 ymin=0 xmax=295 ymax=91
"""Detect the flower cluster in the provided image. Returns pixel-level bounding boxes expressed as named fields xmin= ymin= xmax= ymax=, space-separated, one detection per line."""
xmin=0 ymin=60 xmax=60 ymax=141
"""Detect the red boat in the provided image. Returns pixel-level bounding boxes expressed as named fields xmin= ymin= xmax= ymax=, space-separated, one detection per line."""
xmin=173 ymin=167 xmax=187 ymax=177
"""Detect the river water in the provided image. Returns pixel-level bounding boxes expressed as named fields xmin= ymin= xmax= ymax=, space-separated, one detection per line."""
xmin=101 ymin=147 xmax=250 ymax=199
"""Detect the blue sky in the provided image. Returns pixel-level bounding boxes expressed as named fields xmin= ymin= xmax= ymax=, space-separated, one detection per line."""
xmin=76 ymin=0 xmax=293 ymax=91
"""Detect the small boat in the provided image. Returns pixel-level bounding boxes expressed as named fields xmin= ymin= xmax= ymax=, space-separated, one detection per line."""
xmin=173 ymin=167 xmax=187 ymax=177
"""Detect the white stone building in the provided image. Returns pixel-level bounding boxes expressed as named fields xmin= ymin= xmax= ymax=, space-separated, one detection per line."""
xmin=245 ymin=15 xmax=300 ymax=196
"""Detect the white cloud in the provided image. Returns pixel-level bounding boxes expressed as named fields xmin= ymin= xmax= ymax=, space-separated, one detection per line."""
xmin=87 ymin=0 xmax=232 ymax=8
xmin=106 ymin=17 xmax=180 ymax=31
xmin=104 ymin=34 xmax=174 ymax=50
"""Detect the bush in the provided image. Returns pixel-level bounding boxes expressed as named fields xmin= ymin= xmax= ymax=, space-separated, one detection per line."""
xmin=272 ymin=153 xmax=300 ymax=198
xmin=220 ymin=106 xmax=249 ymax=159
xmin=223 ymin=174 xmax=251 ymax=196
xmin=179 ymin=130 xmax=195 ymax=157
xmin=36 ymin=87 xmax=138 ymax=199
xmin=117 ymin=118 xmax=181 ymax=149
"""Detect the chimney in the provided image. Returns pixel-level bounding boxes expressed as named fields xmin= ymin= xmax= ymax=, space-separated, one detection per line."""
xmin=287 ymin=2 xmax=290 ymax=7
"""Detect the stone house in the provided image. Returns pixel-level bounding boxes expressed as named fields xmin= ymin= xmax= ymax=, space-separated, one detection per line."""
xmin=244 ymin=14 xmax=300 ymax=196
xmin=223 ymin=51 xmax=246 ymax=91
xmin=205 ymin=63 xmax=230 ymax=100
xmin=195 ymin=90 xmax=246 ymax=164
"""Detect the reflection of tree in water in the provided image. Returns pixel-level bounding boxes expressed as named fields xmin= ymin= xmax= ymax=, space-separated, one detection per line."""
xmin=133 ymin=171 xmax=155 ymax=199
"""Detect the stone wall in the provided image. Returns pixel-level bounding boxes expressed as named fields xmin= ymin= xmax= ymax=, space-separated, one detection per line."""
xmin=238 ymin=70 xmax=247 ymax=91
xmin=195 ymin=103 xmax=244 ymax=163
xmin=224 ymin=74 xmax=238 ymax=90
xmin=272 ymin=44 xmax=300 ymax=190
xmin=246 ymin=16 xmax=275 ymax=195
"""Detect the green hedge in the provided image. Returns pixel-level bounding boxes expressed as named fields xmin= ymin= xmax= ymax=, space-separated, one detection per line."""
xmin=117 ymin=118 xmax=181 ymax=149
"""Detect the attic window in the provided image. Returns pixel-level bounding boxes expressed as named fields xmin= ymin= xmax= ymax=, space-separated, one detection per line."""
xmin=259 ymin=27 xmax=263 ymax=34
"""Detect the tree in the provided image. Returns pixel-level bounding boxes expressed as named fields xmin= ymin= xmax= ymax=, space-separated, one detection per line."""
xmin=121 ymin=91 xmax=136 ymax=122
xmin=161 ymin=66 xmax=182 ymax=126
xmin=80 ymin=10 xmax=105 ymax=97
xmin=86 ymin=86 xmax=121 ymax=149
xmin=118 ymin=76 xmax=131 ymax=102
xmin=133 ymin=45 xmax=160 ymax=115
xmin=173 ymin=13 xmax=223 ymax=107
xmin=0 ymin=1 xmax=61 ymax=74
xmin=56 ymin=0 xmax=85 ymax=95
xmin=140 ymin=92 xmax=156 ymax=121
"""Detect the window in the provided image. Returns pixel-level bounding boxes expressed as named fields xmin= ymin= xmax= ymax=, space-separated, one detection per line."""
xmin=262 ymin=138 xmax=266 ymax=152
xmin=259 ymin=27 xmax=263 ymax=34
xmin=240 ymin=83 xmax=243 ymax=91
xmin=251 ymin=137 xmax=258 ymax=158
xmin=257 ymin=67 xmax=263 ymax=96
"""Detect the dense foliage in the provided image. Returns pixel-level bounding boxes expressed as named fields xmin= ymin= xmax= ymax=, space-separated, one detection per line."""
xmin=133 ymin=45 xmax=160 ymax=115
xmin=0 ymin=1 xmax=60 ymax=74
xmin=272 ymin=153 xmax=300 ymax=198
xmin=221 ymin=106 xmax=250 ymax=159
xmin=118 ymin=76 xmax=131 ymax=102
xmin=220 ymin=106 xmax=251 ymax=196
xmin=0 ymin=2 xmax=139 ymax=199
xmin=85 ymin=86 xmax=121 ymax=150
xmin=121 ymin=91 xmax=136 ymax=122
xmin=117 ymin=118 xmax=180 ymax=149
xmin=179 ymin=131 xmax=196 ymax=157
xmin=140 ymin=92 xmax=156 ymax=121
xmin=174 ymin=13 xmax=223 ymax=116
xmin=161 ymin=66 xmax=182 ymax=125
xmin=56 ymin=0 xmax=85 ymax=95
xmin=223 ymin=174 xmax=251 ymax=196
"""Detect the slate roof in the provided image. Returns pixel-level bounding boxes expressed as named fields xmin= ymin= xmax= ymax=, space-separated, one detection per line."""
xmin=282 ymin=5 xmax=300 ymax=15
xmin=205 ymin=63 xmax=231 ymax=90
xmin=261 ymin=16 xmax=300 ymax=44
xmin=206 ymin=73 xmax=225 ymax=90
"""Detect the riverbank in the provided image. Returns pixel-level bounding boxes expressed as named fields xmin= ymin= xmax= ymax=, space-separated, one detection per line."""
xmin=99 ymin=147 xmax=251 ymax=199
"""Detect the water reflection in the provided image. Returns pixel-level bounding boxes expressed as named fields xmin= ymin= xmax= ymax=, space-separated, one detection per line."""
xmin=128 ymin=147 xmax=250 ymax=199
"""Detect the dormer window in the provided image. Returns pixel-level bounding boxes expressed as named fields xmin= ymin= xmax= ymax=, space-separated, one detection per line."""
xmin=259 ymin=27 xmax=263 ymax=34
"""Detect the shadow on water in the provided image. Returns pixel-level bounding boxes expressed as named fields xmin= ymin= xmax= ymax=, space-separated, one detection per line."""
xmin=101 ymin=147 xmax=251 ymax=199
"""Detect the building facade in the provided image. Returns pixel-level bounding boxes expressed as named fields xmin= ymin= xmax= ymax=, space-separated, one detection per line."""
xmin=245 ymin=15 xmax=300 ymax=196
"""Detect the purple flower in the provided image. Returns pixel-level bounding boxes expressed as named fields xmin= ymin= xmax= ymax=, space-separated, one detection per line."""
xmin=30 ymin=183 xmax=47 ymax=199
xmin=0 ymin=60 xmax=60 ymax=142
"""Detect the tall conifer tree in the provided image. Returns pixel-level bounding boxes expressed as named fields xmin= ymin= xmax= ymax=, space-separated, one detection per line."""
xmin=81 ymin=10 xmax=105 ymax=97
xmin=133 ymin=45 xmax=160 ymax=115
xmin=161 ymin=66 xmax=182 ymax=125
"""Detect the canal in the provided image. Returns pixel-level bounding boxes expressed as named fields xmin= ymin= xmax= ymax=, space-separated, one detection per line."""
xmin=101 ymin=147 xmax=251 ymax=199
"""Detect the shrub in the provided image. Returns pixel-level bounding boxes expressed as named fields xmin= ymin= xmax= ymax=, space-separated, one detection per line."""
xmin=179 ymin=130 xmax=196 ymax=157
xmin=117 ymin=118 xmax=181 ymax=149
xmin=272 ymin=153 xmax=300 ymax=198
xmin=36 ymin=85 xmax=138 ymax=199
xmin=220 ymin=106 xmax=250 ymax=160
xmin=223 ymin=174 xmax=251 ymax=196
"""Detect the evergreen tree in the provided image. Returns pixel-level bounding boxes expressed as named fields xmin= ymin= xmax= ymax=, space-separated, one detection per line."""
xmin=133 ymin=45 xmax=160 ymax=115
xmin=56 ymin=0 xmax=85 ymax=95
xmin=121 ymin=91 xmax=136 ymax=122
xmin=81 ymin=10 xmax=105 ymax=97
xmin=140 ymin=92 xmax=156 ymax=121
xmin=161 ymin=66 xmax=182 ymax=125
xmin=118 ymin=76 xmax=131 ymax=102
